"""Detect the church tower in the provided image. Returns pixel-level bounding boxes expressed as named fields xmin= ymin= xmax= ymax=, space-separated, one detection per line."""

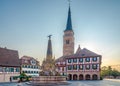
xmin=63 ymin=4 xmax=74 ymax=56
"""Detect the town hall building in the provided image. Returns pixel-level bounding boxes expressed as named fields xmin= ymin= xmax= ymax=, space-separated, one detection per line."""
xmin=56 ymin=4 xmax=102 ymax=80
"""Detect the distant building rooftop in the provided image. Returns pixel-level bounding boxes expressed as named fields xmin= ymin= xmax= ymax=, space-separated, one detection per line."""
xmin=0 ymin=47 xmax=20 ymax=67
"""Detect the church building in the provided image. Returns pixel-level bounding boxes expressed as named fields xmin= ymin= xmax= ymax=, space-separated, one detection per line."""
xmin=56 ymin=4 xmax=102 ymax=80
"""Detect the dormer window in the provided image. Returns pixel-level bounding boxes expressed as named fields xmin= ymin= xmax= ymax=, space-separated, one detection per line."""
xmin=66 ymin=40 xmax=70 ymax=44
xmin=31 ymin=59 xmax=36 ymax=65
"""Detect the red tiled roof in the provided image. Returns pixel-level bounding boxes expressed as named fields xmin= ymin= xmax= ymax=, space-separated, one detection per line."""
xmin=0 ymin=47 xmax=20 ymax=67
xmin=66 ymin=48 xmax=101 ymax=58
xmin=55 ymin=56 xmax=67 ymax=62
xmin=56 ymin=47 xmax=101 ymax=61
xmin=20 ymin=56 xmax=40 ymax=66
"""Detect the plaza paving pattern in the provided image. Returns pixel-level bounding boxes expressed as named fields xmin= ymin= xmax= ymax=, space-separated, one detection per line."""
xmin=0 ymin=79 xmax=120 ymax=86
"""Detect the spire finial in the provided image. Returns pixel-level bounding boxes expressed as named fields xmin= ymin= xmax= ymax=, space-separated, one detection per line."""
xmin=68 ymin=0 xmax=71 ymax=7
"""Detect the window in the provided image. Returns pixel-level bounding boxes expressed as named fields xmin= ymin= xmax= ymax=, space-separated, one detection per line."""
xmin=79 ymin=58 xmax=83 ymax=62
xmin=31 ymin=66 xmax=33 ymax=68
xmin=68 ymin=59 xmax=71 ymax=63
xmin=25 ymin=71 xmax=27 ymax=73
xmin=28 ymin=71 xmax=30 ymax=73
xmin=86 ymin=65 xmax=90 ymax=70
xmin=28 ymin=65 xmax=30 ymax=68
xmin=5 ymin=67 xmax=10 ymax=72
xmin=92 ymin=57 xmax=97 ymax=62
xmin=79 ymin=65 xmax=83 ymax=70
xmin=73 ymin=59 xmax=77 ymax=63
xmin=85 ymin=58 xmax=90 ymax=62
xmin=25 ymin=65 xmax=27 ymax=68
xmin=62 ymin=67 xmax=64 ymax=71
xmin=31 ymin=59 xmax=36 ymax=65
xmin=73 ymin=65 xmax=77 ymax=70
xmin=66 ymin=40 xmax=70 ymax=44
xmin=16 ymin=68 xmax=20 ymax=72
xmin=22 ymin=65 xmax=24 ymax=68
xmin=68 ymin=65 xmax=72 ymax=70
xmin=11 ymin=68 xmax=14 ymax=72
xmin=92 ymin=64 xmax=97 ymax=69
xmin=0 ymin=67 xmax=3 ymax=72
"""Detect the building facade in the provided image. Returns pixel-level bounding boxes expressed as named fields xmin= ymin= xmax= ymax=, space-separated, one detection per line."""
xmin=56 ymin=5 xmax=102 ymax=80
xmin=20 ymin=56 xmax=40 ymax=76
xmin=0 ymin=47 xmax=20 ymax=82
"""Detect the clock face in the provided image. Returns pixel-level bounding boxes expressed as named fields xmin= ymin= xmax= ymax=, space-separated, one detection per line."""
xmin=31 ymin=59 xmax=36 ymax=65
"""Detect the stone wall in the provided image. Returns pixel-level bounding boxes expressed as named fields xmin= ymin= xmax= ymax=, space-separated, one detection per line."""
xmin=0 ymin=72 xmax=20 ymax=82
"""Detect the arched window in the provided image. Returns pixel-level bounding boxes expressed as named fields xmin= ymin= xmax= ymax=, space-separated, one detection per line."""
xmin=85 ymin=74 xmax=91 ymax=80
xmin=92 ymin=74 xmax=98 ymax=80
xmin=73 ymin=74 xmax=78 ymax=80
xmin=79 ymin=74 xmax=84 ymax=80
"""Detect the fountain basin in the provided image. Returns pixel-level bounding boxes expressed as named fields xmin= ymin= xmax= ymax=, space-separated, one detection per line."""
xmin=32 ymin=76 xmax=66 ymax=84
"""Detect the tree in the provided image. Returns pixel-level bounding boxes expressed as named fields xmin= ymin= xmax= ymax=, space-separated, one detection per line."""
xmin=101 ymin=66 xmax=120 ymax=78
xmin=111 ymin=69 xmax=120 ymax=78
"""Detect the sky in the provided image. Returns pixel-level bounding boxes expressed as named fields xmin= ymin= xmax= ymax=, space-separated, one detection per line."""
xmin=0 ymin=0 xmax=120 ymax=66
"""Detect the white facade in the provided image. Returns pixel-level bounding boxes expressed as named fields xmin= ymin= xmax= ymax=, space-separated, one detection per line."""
xmin=22 ymin=65 xmax=40 ymax=76
xmin=20 ymin=56 xmax=41 ymax=77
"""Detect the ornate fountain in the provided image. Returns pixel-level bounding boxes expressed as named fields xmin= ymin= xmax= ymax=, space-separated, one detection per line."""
xmin=32 ymin=35 xmax=66 ymax=85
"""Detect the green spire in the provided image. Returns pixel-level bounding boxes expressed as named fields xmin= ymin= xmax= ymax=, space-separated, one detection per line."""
xmin=65 ymin=3 xmax=73 ymax=31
